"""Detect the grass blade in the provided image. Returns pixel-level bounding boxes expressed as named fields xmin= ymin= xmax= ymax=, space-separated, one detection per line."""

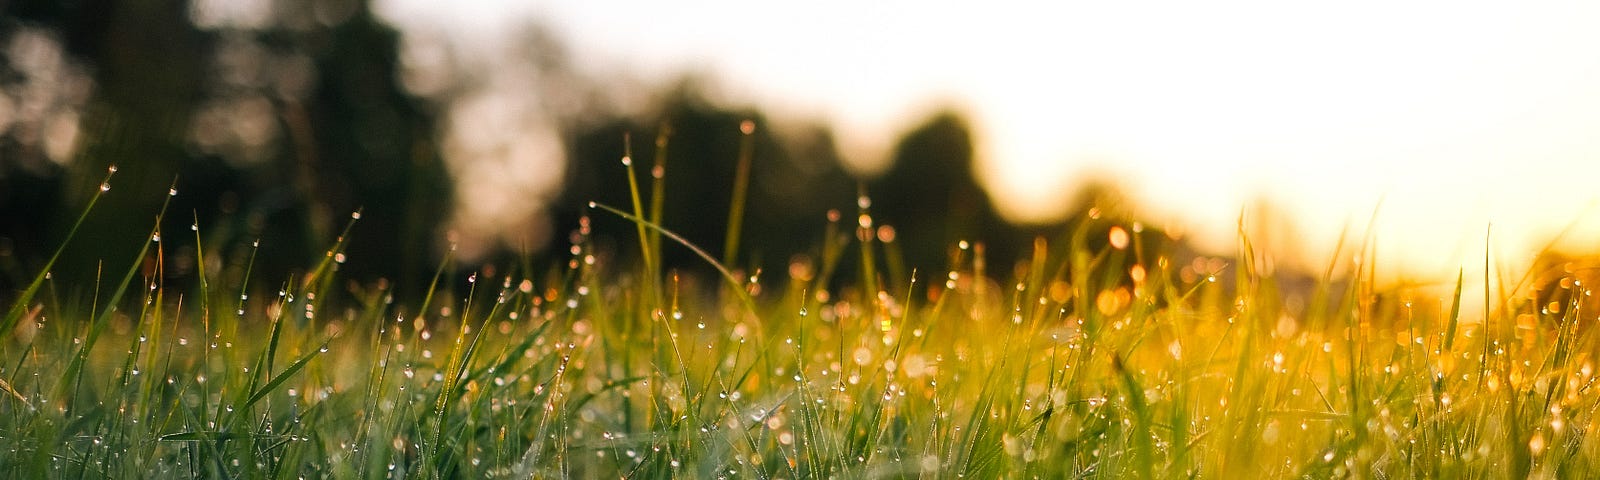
xmin=241 ymin=337 xmax=331 ymax=412
xmin=1 ymin=167 xmax=116 ymax=337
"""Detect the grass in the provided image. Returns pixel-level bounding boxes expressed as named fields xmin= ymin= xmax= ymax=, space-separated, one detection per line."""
xmin=3 ymin=156 xmax=1600 ymax=479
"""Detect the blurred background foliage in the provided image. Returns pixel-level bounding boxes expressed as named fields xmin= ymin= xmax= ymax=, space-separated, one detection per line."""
xmin=0 ymin=0 xmax=1181 ymax=304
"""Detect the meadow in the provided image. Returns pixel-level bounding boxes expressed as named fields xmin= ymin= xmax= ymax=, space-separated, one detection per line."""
xmin=1 ymin=163 xmax=1598 ymax=479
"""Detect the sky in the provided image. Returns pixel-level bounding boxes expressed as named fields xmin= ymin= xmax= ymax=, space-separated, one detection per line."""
xmin=376 ymin=0 xmax=1600 ymax=280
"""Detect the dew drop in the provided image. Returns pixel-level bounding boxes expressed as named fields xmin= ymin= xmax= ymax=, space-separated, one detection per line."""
xmin=1108 ymin=226 xmax=1130 ymax=250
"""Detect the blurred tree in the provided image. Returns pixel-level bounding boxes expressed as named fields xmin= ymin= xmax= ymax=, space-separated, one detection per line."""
xmin=263 ymin=0 xmax=451 ymax=295
xmin=0 ymin=22 xmax=86 ymax=291
xmin=0 ymin=0 xmax=207 ymax=299
xmin=556 ymin=80 xmax=856 ymax=281
xmin=866 ymin=109 xmax=1032 ymax=276
xmin=864 ymin=111 xmax=1191 ymax=300
xmin=0 ymin=0 xmax=450 ymax=300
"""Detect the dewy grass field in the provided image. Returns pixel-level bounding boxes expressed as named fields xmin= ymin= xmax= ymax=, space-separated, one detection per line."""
xmin=3 ymin=161 xmax=1599 ymax=479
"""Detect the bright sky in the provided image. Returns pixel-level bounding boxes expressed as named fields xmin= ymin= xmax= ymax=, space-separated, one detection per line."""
xmin=378 ymin=0 xmax=1600 ymax=280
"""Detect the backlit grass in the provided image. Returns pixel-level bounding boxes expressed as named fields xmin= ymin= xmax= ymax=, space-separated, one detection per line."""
xmin=2 ymin=164 xmax=1599 ymax=479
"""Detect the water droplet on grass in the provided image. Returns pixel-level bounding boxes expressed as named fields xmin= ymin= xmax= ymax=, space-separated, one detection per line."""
xmin=1109 ymin=226 xmax=1130 ymax=250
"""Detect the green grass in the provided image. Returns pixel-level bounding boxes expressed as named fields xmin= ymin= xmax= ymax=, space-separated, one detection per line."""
xmin=3 ymin=160 xmax=1600 ymax=479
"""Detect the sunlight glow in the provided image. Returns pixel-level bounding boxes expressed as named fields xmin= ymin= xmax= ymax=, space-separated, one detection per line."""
xmin=379 ymin=0 xmax=1600 ymax=277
